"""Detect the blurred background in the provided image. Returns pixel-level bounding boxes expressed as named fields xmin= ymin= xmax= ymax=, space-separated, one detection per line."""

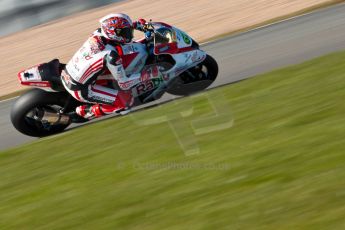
xmin=0 ymin=0 xmax=122 ymax=36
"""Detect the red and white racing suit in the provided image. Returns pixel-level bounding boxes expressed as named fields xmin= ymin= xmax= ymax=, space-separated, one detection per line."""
xmin=61 ymin=28 xmax=158 ymax=119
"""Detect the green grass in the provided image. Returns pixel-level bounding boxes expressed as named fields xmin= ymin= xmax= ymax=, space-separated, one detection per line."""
xmin=1 ymin=50 xmax=345 ymax=229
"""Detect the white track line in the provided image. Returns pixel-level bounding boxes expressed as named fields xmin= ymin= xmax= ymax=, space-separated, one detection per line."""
xmin=0 ymin=96 xmax=19 ymax=103
xmin=201 ymin=2 xmax=344 ymax=46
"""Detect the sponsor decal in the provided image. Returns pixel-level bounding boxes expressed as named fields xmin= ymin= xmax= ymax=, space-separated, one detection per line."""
xmin=89 ymin=37 xmax=105 ymax=54
xmin=26 ymin=82 xmax=50 ymax=87
xmin=23 ymin=72 xmax=34 ymax=79
xmin=22 ymin=67 xmax=41 ymax=81
xmin=115 ymin=58 xmax=123 ymax=65
xmin=89 ymin=95 xmax=114 ymax=104
xmin=184 ymin=53 xmax=191 ymax=63
xmin=80 ymin=46 xmax=86 ymax=53
xmin=119 ymin=79 xmax=137 ymax=89
xmin=90 ymin=46 xmax=100 ymax=55
xmin=74 ymin=63 xmax=80 ymax=72
xmin=191 ymin=51 xmax=199 ymax=62
xmin=162 ymin=74 xmax=170 ymax=81
xmin=135 ymin=78 xmax=163 ymax=95
xmin=131 ymin=59 xmax=144 ymax=73
xmin=176 ymin=33 xmax=181 ymax=42
xmin=181 ymin=31 xmax=191 ymax=45
xmin=123 ymin=45 xmax=134 ymax=54
xmin=61 ymin=71 xmax=71 ymax=84
xmin=83 ymin=52 xmax=92 ymax=60
xmin=172 ymin=31 xmax=177 ymax=42
xmin=116 ymin=66 xmax=125 ymax=74
xmin=159 ymin=46 xmax=169 ymax=52
xmin=184 ymin=51 xmax=203 ymax=64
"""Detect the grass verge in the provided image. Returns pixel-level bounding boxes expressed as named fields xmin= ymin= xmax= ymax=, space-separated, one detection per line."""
xmin=0 ymin=50 xmax=345 ymax=229
xmin=1 ymin=0 xmax=344 ymax=102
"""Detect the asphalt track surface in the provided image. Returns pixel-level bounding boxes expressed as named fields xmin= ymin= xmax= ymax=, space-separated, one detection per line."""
xmin=1 ymin=3 xmax=345 ymax=151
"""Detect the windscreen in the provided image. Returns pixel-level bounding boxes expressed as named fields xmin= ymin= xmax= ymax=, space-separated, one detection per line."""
xmin=154 ymin=27 xmax=175 ymax=45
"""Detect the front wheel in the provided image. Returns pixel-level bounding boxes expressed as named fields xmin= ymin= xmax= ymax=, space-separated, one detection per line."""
xmin=11 ymin=88 xmax=72 ymax=137
xmin=166 ymin=54 xmax=219 ymax=96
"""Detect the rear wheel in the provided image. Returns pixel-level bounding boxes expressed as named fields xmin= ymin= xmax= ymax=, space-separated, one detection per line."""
xmin=11 ymin=89 xmax=71 ymax=137
xmin=166 ymin=54 xmax=218 ymax=96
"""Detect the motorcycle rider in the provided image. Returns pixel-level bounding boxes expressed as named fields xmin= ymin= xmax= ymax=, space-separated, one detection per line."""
xmin=61 ymin=13 xmax=161 ymax=120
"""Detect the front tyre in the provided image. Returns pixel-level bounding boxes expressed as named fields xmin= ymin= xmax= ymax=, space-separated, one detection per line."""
xmin=11 ymin=88 xmax=71 ymax=137
xmin=166 ymin=54 xmax=219 ymax=96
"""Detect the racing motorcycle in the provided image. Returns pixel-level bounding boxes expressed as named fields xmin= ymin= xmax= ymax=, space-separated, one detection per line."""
xmin=11 ymin=21 xmax=219 ymax=137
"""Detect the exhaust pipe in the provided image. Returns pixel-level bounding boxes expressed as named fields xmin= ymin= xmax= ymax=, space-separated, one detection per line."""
xmin=36 ymin=110 xmax=70 ymax=125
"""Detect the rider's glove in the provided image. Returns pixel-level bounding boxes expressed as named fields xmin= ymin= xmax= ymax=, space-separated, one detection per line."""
xmin=144 ymin=31 xmax=152 ymax=39
xmin=133 ymin=18 xmax=147 ymax=31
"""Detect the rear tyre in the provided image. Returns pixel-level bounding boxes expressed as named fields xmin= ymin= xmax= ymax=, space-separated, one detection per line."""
xmin=166 ymin=54 xmax=218 ymax=96
xmin=11 ymin=88 xmax=71 ymax=137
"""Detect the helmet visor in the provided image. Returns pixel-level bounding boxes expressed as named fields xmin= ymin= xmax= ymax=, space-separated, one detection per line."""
xmin=116 ymin=27 xmax=133 ymax=43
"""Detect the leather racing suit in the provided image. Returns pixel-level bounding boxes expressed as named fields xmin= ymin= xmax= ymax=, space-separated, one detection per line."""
xmin=61 ymin=27 xmax=160 ymax=119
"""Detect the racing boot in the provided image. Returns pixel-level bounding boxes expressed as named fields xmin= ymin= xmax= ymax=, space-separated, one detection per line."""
xmin=75 ymin=90 xmax=134 ymax=120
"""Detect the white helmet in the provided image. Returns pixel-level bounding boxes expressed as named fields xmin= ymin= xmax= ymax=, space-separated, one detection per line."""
xmin=99 ymin=13 xmax=133 ymax=43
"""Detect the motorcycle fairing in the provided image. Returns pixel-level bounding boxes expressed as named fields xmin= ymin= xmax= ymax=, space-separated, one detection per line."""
xmin=18 ymin=64 xmax=52 ymax=89
xmin=152 ymin=22 xmax=207 ymax=77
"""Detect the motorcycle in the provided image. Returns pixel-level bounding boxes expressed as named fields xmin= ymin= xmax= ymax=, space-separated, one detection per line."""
xmin=11 ymin=21 xmax=219 ymax=137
